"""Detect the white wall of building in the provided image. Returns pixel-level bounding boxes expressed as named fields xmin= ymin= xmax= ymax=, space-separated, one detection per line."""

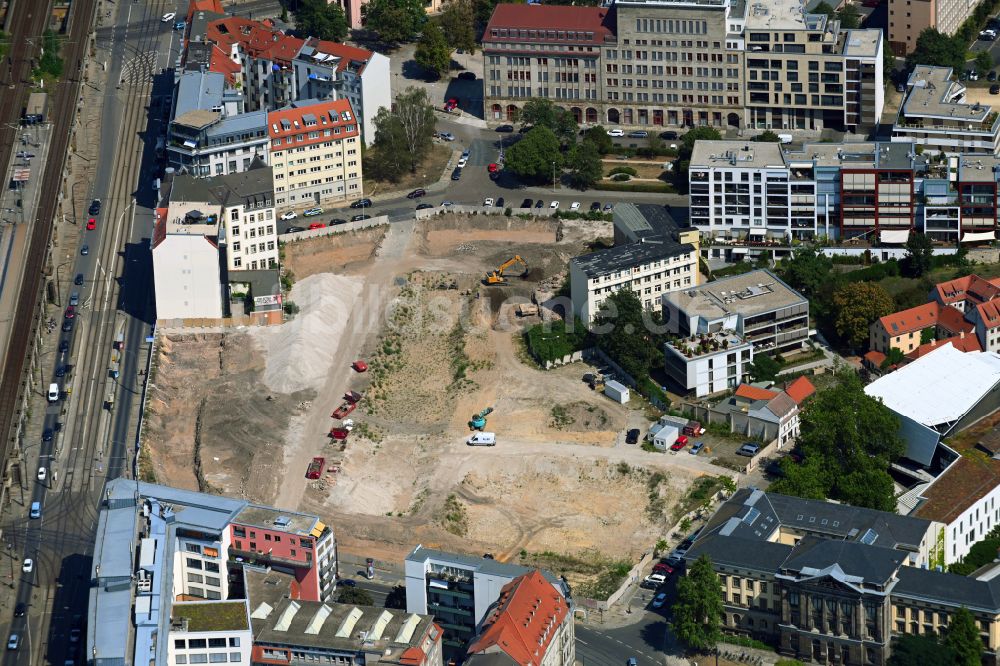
xmin=664 ymin=342 xmax=753 ymax=397
xmin=359 ymin=53 xmax=391 ymax=147
xmin=943 ymin=484 xmax=1000 ymax=564
xmin=153 ymin=233 xmax=224 ymax=320
xmin=166 ymin=623 xmax=252 ymax=666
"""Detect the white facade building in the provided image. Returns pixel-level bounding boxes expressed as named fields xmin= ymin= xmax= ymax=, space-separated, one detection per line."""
xmin=663 ymin=331 xmax=754 ymax=397
xmin=167 ymin=601 xmax=252 ymax=666
xmin=152 ymin=210 xmax=225 ymax=321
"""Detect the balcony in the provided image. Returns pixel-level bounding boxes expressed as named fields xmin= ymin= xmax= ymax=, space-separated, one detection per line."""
xmin=229 ymin=546 xmax=311 ymax=570
xmin=666 ymin=330 xmax=748 ymax=360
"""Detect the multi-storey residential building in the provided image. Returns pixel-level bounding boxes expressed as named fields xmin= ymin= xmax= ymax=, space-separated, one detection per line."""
xmin=168 ymin=160 xmax=279 ymax=273
xmin=893 ymin=66 xmax=1000 ymax=154
xmin=888 ymin=0 xmax=985 ymax=55
xmin=482 ymin=1 xmax=882 ymax=132
xmin=569 ymin=203 xmax=699 ymax=325
xmin=404 ymin=546 xmax=570 ymax=657
xmin=151 ymin=207 xmax=226 ymax=320
xmin=868 ymin=301 xmax=973 ymax=355
xmin=466 ymin=570 xmax=575 ymax=666
xmin=704 ymin=377 xmax=815 ymax=447
xmin=88 ymin=480 xmax=338 ymax=664
xmin=250 ymin=598 xmax=444 ymax=666
xmin=268 ymin=98 xmax=363 ymax=212
xmin=662 ymin=269 xmax=810 ymax=354
xmin=663 ymin=329 xmax=754 ymax=397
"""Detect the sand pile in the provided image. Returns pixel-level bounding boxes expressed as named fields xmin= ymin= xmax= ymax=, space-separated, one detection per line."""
xmin=254 ymin=273 xmax=364 ymax=394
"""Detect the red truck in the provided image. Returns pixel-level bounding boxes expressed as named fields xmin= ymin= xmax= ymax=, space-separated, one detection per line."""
xmin=332 ymin=402 xmax=356 ymax=419
xmin=330 ymin=428 xmax=350 ymax=441
xmin=344 ymin=390 xmax=363 ymax=404
xmin=306 ymin=457 xmax=325 ymax=479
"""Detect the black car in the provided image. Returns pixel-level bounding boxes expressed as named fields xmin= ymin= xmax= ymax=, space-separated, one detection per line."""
xmin=74 ymin=273 xmax=84 ymax=285
xmin=495 ymin=124 xmax=515 ymax=133
xmin=991 ymin=84 xmax=1000 ymax=95
xmin=659 ymin=131 xmax=679 ymax=140
xmin=285 ymin=226 xmax=305 ymax=233
xmin=55 ymin=365 xmax=66 ymax=378
xmin=590 ymin=201 xmax=601 ymax=211
xmin=534 ymin=200 xmax=544 ymax=208
xmin=990 ymin=70 xmax=998 ymax=82
xmin=625 ymin=428 xmax=640 ymax=445
xmin=451 ymin=167 xmax=463 ymax=181
xmin=62 ymin=320 xmax=74 ymax=332
xmin=88 ymin=199 xmax=101 ymax=215
xmin=350 ymin=198 xmax=373 ymax=209
xmin=416 ymin=203 xmax=434 ymax=210
xmin=350 ymin=214 xmax=371 ymax=222
xmin=338 ymin=578 xmax=357 ymax=587
xmin=42 ymin=428 xmax=53 ymax=442
xmin=330 ymin=218 xmax=348 ymax=225
xmin=496 ymin=197 xmax=505 ymax=208
xmin=520 ymin=198 xmax=533 ymax=208
xmin=406 ymin=188 xmax=426 ymax=199
xmin=13 ymin=604 xmax=25 ymax=618
xmin=639 ymin=579 xmax=659 ymax=590
xmin=59 ymin=339 xmax=69 ymax=353
xmin=457 ymin=71 xmax=477 ymax=80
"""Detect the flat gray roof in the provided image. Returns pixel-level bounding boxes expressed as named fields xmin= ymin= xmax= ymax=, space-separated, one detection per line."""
xmin=662 ymin=269 xmax=807 ymax=320
xmin=175 ymin=70 xmax=227 ymax=119
xmin=689 ymin=140 xmax=786 ymax=170
xmin=959 ymin=154 xmax=1000 ymax=181
xmin=233 ymin=503 xmax=324 ymax=538
xmin=614 ymin=203 xmax=686 ymax=240
xmin=571 ymin=238 xmax=694 ymax=279
xmin=840 ymin=29 xmax=881 ymax=58
xmin=903 ymin=65 xmax=991 ymax=124
xmin=407 ymin=545 xmax=562 ymax=587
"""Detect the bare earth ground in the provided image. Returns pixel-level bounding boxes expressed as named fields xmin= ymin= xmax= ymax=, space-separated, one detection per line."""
xmin=144 ymin=214 xmax=712 ymax=586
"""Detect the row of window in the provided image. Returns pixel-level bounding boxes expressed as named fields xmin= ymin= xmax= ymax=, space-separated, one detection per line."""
xmin=231 ymin=240 xmax=276 ymax=255
xmin=176 ymin=638 xmax=241 ymax=649
xmin=231 ymin=258 xmax=276 ymax=270
xmin=270 ymin=127 xmax=356 ymax=146
xmin=230 ymin=225 xmax=275 ymax=239
xmin=174 ymin=653 xmax=242 ymax=664
xmin=186 ymin=557 xmax=221 ymax=573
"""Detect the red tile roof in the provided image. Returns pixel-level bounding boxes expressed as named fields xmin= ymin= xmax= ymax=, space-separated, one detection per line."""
xmin=782 ymin=376 xmax=816 ymax=405
xmin=206 ymin=17 xmax=305 ymax=66
xmin=875 ymin=302 xmax=943 ymax=337
xmin=267 ymin=98 xmax=359 ymax=149
xmin=978 ymin=299 xmax=1000 ymax=328
xmin=467 ymin=570 xmax=569 ymax=666
xmin=485 ymin=4 xmax=614 ymax=46
xmin=933 ymin=274 xmax=1000 ymax=307
xmin=208 ymin=45 xmax=241 ymax=84
xmin=734 ymin=384 xmax=779 ymax=402
xmin=906 ymin=334 xmax=982 ymax=360
xmin=152 ymin=208 xmax=168 ymax=250
xmin=187 ymin=0 xmax=224 ymax=20
xmin=306 ymin=38 xmax=375 ymax=73
xmin=934 ymin=275 xmax=974 ymax=306
xmin=936 ymin=304 xmax=975 ymax=335
xmin=864 ymin=350 xmax=887 ymax=367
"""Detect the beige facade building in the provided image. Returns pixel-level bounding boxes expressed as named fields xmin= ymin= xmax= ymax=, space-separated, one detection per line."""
xmin=888 ymin=0 xmax=985 ymax=55
xmin=268 ymin=98 xmax=363 ymax=213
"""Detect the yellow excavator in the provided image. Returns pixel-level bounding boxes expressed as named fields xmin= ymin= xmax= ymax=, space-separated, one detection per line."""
xmin=484 ymin=255 xmax=528 ymax=285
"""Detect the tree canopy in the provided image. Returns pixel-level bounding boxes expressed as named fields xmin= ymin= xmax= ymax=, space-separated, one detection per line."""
xmin=336 ymin=587 xmax=375 ymax=605
xmin=517 ymin=99 xmax=578 ymax=145
xmin=568 ymin=140 xmax=604 ymax=190
xmin=671 ymin=555 xmax=723 ymax=651
xmin=779 ymin=248 xmax=833 ymax=299
xmin=414 ymin=22 xmax=451 ymax=78
xmin=907 ymin=28 xmax=966 ymax=71
xmin=592 ymin=289 xmax=666 ymax=381
xmin=293 ymin=0 xmax=349 ymax=42
xmin=363 ymin=87 xmax=436 ymax=180
xmin=837 ymin=3 xmax=861 ymax=29
xmin=772 ymin=371 xmax=903 ymax=511
xmin=901 ymin=231 xmax=934 ymax=277
xmin=749 ymin=354 xmax=782 ymax=382
xmin=832 ymin=281 xmax=894 ymax=350
xmin=504 ymin=126 xmax=563 ymax=183
xmin=976 ymin=49 xmax=995 ymax=74
xmin=944 ymin=608 xmax=984 ymax=666
xmin=438 ymin=0 xmax=477 ymax=54
xmin=582 ymin=126 xmax=614 ymax=154
xmin=752 ymin=130 xmax=782 ymax=142
xmin=362 ymin=0 xmax=427 ymax=44
xmin=888 ymin=634 xmax=959 ymax=666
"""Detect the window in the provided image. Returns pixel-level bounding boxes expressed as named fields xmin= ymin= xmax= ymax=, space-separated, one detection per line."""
xmin=209 ymin=639 xmax=227 ymax=649
xmin=186 ymin=544 xmax=202 ymax=554
xmin=229 ymin=654 xmax=242 ymax=662
xmin=189 ymin=640 xmax=208 ymax=649
xmin=187 ymin=573 xmax=204 ymax=584
xmin=186 ymin=557 xmax=202 ymax=569
xmin=189 ymin=656 xmax=208 ymax=665
xmin=176 ymin=657 xmax=188 ymax=665
xmin=210 ymin=655 xmax=227 ymax=664
xmin=229 ymin=638 xmax=240 ymax=648
xmin=175 ymin=640 xmax=186 ymax=649
xmin=205 ymin=576 xmax=221 ymax=587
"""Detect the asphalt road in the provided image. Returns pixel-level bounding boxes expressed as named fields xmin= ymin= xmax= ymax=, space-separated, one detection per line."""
xmin=1 ymin=0 xmax=181 ymax=663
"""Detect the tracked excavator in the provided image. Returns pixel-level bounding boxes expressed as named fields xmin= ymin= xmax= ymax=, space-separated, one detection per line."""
xmin=484 ymin=255 xmax=528 ymax=285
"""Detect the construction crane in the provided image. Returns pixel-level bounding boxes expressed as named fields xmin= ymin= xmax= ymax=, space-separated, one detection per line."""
xmin=484 ymin=255 xmax=528 ymax=286
xmin=469 ymin=407 xmax=494 ymax=430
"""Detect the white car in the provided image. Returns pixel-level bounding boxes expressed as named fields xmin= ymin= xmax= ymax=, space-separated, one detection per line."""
xmin=457 ymin=157 xmax=469 ymax=168
xmin=550 ymin=201 xmax=560 ymax=210
xmin=36 ymin=467 xmax=45 ymax=482
xmin=570 ymin=202 xmax=581 ymax=211
xmin=280 ymin=211 xmax=297 ymax=221
xmin=161 ymin=12 xmax=176 ymax=22
xmin=21 ymin=559 xmax=32 ymax=573
xmin=438 ymin=132 xmax=456 ymax=141
xmin=607 ymin=128 xmax=625 ymax=137
xmin=483 ymin=197 xmax=494 ymax=207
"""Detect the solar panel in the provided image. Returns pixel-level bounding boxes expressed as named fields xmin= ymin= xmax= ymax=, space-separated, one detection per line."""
xmin=743 ymin=508 xmax=761 ymax=526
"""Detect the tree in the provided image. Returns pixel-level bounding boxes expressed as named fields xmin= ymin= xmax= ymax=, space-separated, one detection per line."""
xmin=414 ymin=22 xmax=451 ymax=78
xmin=676 ymin=127 xmax=723 ymax=190
xmin=504 ymin=126 xmax=563 ymax=182
xmin=749 ymin=354 xmax=782 ymax=382
xmin=362 ymin=0 xmax=427 ymax=44
xmin=832 ymin=282 xmax=894 ymax=350
xmin=944 ymin=608 xmax=983 ymax=666
xmin=517 ymin=99 xmax=577 ymax=145
xmin=35 ymin=30 xmax=63 ymax=80
xmin=392 ymin=87 xmax=436 ymax=170
xmin=592 ymin=290 xmax=666 ymax=380
xmin=294 ymin=0 xmax=349 ymax=42
xmin=364 ymin=87 xmax=436 ymax=180
xmin=671 ymin=555 xmax=723 ymax=652
xmin=812 ymin=1 xmax=835 ymax=16
xmin=901 ymin=232 xmax=934 ymax=277
xmin=439 ymin=0 xmax=477 ymax=54
xmin=976 ymin=49 xmax=995 ymax=75
xmin=752 ymin=130 xmax=782 ymax=142
xmin=337 ymin=587 xmax=375 ymax=605
xmin=907 ymin=28 xmax=965 ymax=71
xmin=836 ymin=3 xmax=861 ymax=29
xmin=881 ymin=347 xmax=905 ymax=368
xmin=568 ymin=140 xmax=603 ymax=189
xmin=384 ymin=585 xmax=407 ymax=609
xmin=582 ymin=126 xmax=614 ymax=154
xmin=888 ymin=634 xmax=958 ymax=666
xmin=779 ymin=248 xmax=833 ymax=299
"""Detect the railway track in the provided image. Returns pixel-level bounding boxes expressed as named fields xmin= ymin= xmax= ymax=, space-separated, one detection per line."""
xmin=0 ymin=0 xmax=98 ymax=492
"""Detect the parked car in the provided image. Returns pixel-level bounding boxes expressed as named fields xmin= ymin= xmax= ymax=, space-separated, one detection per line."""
xmin=174 ymin=20 xmax=187 ymax=30
xmin=350 ymin=198 xmax=373 ymax=209
xmin=330 ymin=218 xmax=348 ymax=225
xmin=639 ymin=579 xmax=658 ymax=590
xmin=570 ymin=201 xmax=581 ymax=211
xmin=161 ymin=12 xmax=177 ymax=23
xmin=80 ymin=245 xmax=89 ymax=256
xmin=59 ymin=339 xmax=70 ymax=353
xmin=652 ymin=592 xmax=668 ymax=608
xmin=737 ymin=442 xmax=762 ymax=457
xmin=285 ymin=226 xmax=305 ymax=233
xmin=457 ymin=71 xmax=476 ymax=80
xmin=653 ymin=563 xmax=674 ymax=576
xmin=74 ymin=273 xmax=84 ymax=285
xmin=451 ymin=167 xmax=463 ymax=181
xmin=42 ymin=428 xmax=53 ymax=442
xmin=303 ymin=207 xmax=323 ymax=217
xmin=353 ymin=360 xmax=368 ymax=372
xmin=416 ymin=203 xmax=434 ymax=210
xmin=628 ymin=130 xmax=649 ymax=138
xmin=13 ymin=603 xmax=25 ymax=618
xmin=7 ymin=634 xmax=18 ymax=650
xmin=671 ymin=435 xmax=689 ymax=451
xmin=495 ymin=124 xmax=515 ymax=132
xmin=603 ymin=203 xmax=614 ymax=211
xmin=407 ymin=188 xmax=427 ymax=199
xmin=350 ymin=214 xmax=370 ymax=222
xmin=64 ymin=305 xmax=75 ymax=319
xmin=690 ymin=441 xmax=705 ymax=455
xmin=37 ymin=467 xmax=46 ymax=481
xmin=444 ymin=98 xmax=459 ymax=111
xmin=590 ymin=201 xmax=602 ymax=211
xmin=88 ymin=199 xmax=101 ymax=215
xmin=607 ymin=128 xmax=625 ymax=137
xmin=991 ymin=84 xmax=1000 ymax=95
xmin=457 ymin=156 xmax=469 ymax=168
xmin=644 ymin=573 xmax=667 ymax=585
xmin=280 ymin=211 xmax=297 ymax=220
xmin=483 ymin=197 xmax=494 ymax=207
xmin=86 ymin=218 xmax=96 ymax=230
xmin=308 ymin=222 xmax=324 ymax=230
xmin=896 ymin=83 xmax=906 ymax=93
xmin=496 ymin=197 xmax=505 ymax=208
xmin=625 ymin=429 xmax=640 ymax=445
xmin=659 ymin=131 xmax=679 ymax=140
xmin=550 ymin=201 xmax=560 ymax=210
xmin=989 ymin=70 xmax=998 ymax=82
xmin=627 ymin=658 xmax=638 ymax=666
xmin=520 ymin=198 xmax=533 ymax=208
xmin=438 ymin=132 xmax=456 ymax=141
xmin=535 ymin=200 xmax=544 ymax=209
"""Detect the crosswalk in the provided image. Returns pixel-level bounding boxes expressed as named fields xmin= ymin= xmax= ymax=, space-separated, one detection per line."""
xmin=118 ymin=51 xmax=157 ymax=85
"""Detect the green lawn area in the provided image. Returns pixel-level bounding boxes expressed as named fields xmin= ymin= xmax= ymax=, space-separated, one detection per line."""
xmin=173 ymin=601 xmax=249 ymax=632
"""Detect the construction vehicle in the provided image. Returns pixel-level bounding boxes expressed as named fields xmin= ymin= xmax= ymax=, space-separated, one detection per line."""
xmin=516 ymin=303 xmax=538 ymax=317
xmin=484 ymin=255 xmax=528 ymax=285
xmin=584 ymin=372 xmax=605 ymax=391
xmin=306 ymin=457 xmax=325 ymax=479
xmin=332 ymin=401 xmax=356 ymax=419
xmin=469 ymin=407 xmax=494 ymax=430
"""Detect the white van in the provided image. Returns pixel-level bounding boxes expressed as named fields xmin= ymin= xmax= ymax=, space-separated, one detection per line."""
xmin=47 ymin=383 xmax=59 ymax=403
xmin=777 ymin=133 xmax=793 ymax=144
xmin=467 ymin=432 xmax=496 ymax=447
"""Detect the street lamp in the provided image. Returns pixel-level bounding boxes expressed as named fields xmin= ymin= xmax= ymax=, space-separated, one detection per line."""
xmin=552 ymin=161 xmax=556 ymax=193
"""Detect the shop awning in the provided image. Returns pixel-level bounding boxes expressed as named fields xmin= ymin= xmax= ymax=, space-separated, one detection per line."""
xmin=880 ymin=229 xmax=910 ymax=243
xmin=961 ymin=231 xmax=996 ymax=243
xmin=748 ymin=228 xmax=767 ymax=236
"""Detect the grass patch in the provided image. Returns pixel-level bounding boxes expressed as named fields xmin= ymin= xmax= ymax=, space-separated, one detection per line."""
xmin=368 ymin=143 xmax=452 ymax=191
xmin=440 ymin=493 xmax=468 ymax=536
xmin=523 ymin=317 xmax=590 ymax=365
xmin=592 ymin=180 xmax=676 ymax=193
xmin=671 ymin=476 xmax=726 ymax=522
xmin=574 ymin=559 xmax=633 ymax=600
xmin=173 ymin=601 xmax=249 ymax=631
xmin=550 ymin=404 xmax=574 ymax=429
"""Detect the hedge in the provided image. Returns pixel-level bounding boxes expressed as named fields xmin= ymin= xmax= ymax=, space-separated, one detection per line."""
xmin=592 ymin=181 xmax=676 ymax=193
xmin=524 ymin=318 xmax=590 ymax=364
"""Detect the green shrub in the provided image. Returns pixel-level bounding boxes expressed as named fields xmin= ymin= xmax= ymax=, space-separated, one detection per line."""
xmin=524 ymin=318 xmax=590 ymax=364
xmin=608 ymin=166 xmax=638 ymax=177
xmin=610 ymin=173 xmax=631 ymax=182
xmin=593 ymin=181 xmax=676 ymax=193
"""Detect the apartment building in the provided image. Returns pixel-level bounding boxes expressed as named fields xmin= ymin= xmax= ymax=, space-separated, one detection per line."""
xmin=868 ymin=301 xmax=974 ymax=355
xmin=569 ymin=204 xmax=699 ymax=325
xmin=663 ymin=329 xmax=755 ymax=396
xmin=893 ymin=66 xmax=1000 ymax=154
xmin=88 ymin=480 xmax=339 ymax=665
xmin=466 ymin=571 xmax=575 ymax=666
xmin=151 ymin=207 xmax=226 ymax=320
xmin=250 ymin=598 xmax=444 ymax=665
xmin=482 ymin=1 xmax=882 ymax=133
xmin=268 ymin=98 xmax=363 ymax=212
xmin=704 ymin=377 xmax=815 ymax=447
xmin=404 ymin=546 xmax=570 ymax=656
xmin=888 ymin=0 xmax=985 ymax=55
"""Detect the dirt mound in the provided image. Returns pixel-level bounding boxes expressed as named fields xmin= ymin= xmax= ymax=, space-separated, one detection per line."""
xmin=252 ymin=273 xmax=364 ymax=394
xmin=283 ymin=226 xmax=386 ymax=280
